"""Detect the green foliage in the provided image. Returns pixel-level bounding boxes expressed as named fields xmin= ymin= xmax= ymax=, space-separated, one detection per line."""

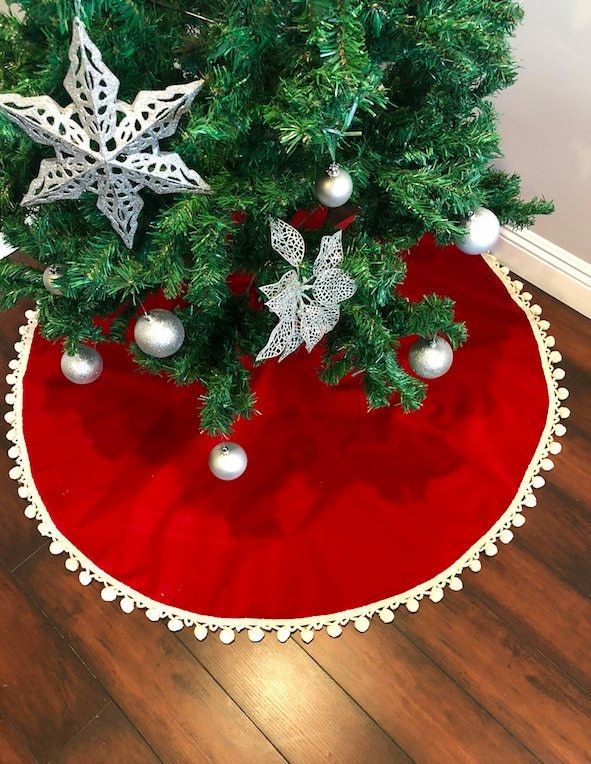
xmin=0 ymin=0 xmax=552 ymax=433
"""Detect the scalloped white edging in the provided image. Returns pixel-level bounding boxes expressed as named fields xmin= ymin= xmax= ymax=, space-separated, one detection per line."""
xmin=4 ymin=255 xmax=568 ymax=644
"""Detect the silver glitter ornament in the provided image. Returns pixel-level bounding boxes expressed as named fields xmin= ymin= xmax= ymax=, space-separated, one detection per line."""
xmin=209 ymin=442 xmax=248 ymax=481
xmin=42 ymin=264 xmax=64 ymax=295
xmin=134 ymin=309 xmax=185 ymax=358
xmin=455 ymin=207 xmax=500 ymax=255
xmin=257 ymin=219 xmax=357 ymax=362
xmin=0 ymin=17 xmax=210 ymax=248
xmin=408 ymin=336 xmax=453 ymax=379
xmin=314 ymin=164 xmax=353 ymax=208
xmin=61 ymin=345 xmax=103 ymax=384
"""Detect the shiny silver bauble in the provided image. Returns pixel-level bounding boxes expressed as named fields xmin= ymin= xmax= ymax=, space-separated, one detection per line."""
xmin=208 ymin=442 xmax=248 ymax=481
xmin=408 ymin=336 xmax=453 ymax=379
xmin=314 ymin=164 xmax=353 ymax=208
xmin=134 ymin=309 xmax=185 ymax=358
xmin=42 ymin=264 xmax=64 ymax=295
xmin=61 ymin=345 xmax=103 ymax=384
xmin=455 ymin=207 xmax=500 ymax=255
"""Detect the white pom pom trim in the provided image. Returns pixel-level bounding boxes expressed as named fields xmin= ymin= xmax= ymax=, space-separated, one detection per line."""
xmin=120 ymin=597 xmax=135 ymax=614
xmin=219 ymin=628 xmax=236 ymax=644
xmin=3 ymin=257 xmax=567 ymax=643
xmin=100 ymin=586 xmax=118 ymax=602
xmin=499 ymin=529 xmax=514 ymax=544
xmin=248 ymin=627 xmax=265 ymax=642
xmin=49 ymin=540 xmax=64 ymax=555
xmin=379 ymin=608 xmax=395 ymax=623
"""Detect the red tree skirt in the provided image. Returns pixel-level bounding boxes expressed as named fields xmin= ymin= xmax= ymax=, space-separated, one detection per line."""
xmin=6 ymin=241 xmax=569 ymax=643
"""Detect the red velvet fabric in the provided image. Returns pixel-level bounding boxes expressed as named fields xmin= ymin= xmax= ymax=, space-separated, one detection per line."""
xmin=22 ymin=239 xmax=549 ymax=619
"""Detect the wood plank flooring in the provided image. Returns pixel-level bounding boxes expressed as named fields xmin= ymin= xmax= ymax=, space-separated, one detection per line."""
xmin=0 ymin=285 xmax=589 ymax=763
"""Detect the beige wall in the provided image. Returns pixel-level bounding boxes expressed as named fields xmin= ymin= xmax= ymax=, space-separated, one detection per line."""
xmin=496 ymin=0 xmax=591 ymax=261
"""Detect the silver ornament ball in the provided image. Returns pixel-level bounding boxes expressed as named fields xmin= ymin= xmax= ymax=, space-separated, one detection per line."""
xmin=42 ymin=264 xmax=64 ymax=296
xmin=61 ymin=345 xmax=103 ymax=385
xmin=134 ymin=309 xmax=185 ymax=358
xmin=314 ymin=164 xmax=353 ymax=208
xmin=455 ymin=207 xmax=500 ymax=255
xmin=209 ymin=442 xmax=248 ymax=481
xmin=408 ymin=336 xmax=453 ymax=379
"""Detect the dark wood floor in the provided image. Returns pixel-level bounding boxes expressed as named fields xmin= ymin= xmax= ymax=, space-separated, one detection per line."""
xmin=0 ymin=281 xmax=589 ymax=764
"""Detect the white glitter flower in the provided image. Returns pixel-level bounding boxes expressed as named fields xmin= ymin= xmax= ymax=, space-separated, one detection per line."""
xmin=257 ymin=219 xmax=356 ymax=362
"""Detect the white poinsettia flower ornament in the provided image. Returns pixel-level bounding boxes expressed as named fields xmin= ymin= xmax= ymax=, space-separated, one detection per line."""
xmin=256 ymin=219 xmax=357 ymax=362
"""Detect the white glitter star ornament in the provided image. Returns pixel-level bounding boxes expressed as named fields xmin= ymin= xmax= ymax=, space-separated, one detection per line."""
xmin=0 ymin=17 xmax=210 ymax=248
xmin=256 ymin=219 xmax=357 ymax=362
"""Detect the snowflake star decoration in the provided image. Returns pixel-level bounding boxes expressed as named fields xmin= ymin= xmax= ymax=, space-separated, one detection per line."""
xmin=0 ymin=17 xmax=210 ymax=248
xmin=256 ymin=219 xmax=357 ymax=362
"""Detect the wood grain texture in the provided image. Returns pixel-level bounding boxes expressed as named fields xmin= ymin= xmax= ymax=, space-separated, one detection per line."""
xmin=394 ymin=590 xmax=591 ymax=762
xmin=298 ymin=623 xmax=534 ymax=763
xmin=526 ymin=284 xmax=591 ymax=377
xmin=547 ymin=428 xmax=591 ymax=506
xmin=517 ymin=483 xmax=591 ymax=597
xmin=53 ymin=703 xmax=159 ymax=764
xmin=0 ymin=716 xmax=36 ymax=764
xmin=0 ymin=279 xmax=589 ymax=761
xmin=471 ymin=539 xmax=591 ymax=690
xmin=0 ymin=303 xmax=46 ymax=570
xmin=0 ymin=562 xmax=108 ymax=761
xmin=15 ymin=551 xmax=285 ymax=763
xmin=179 ymin=629 xmax=411 ymax=762
xmin=0 ymin=445 xmax=45 ymax=570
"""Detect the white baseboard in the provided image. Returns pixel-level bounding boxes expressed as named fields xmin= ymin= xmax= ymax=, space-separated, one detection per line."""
xmin=495 ymin=227 xmax=591 ymax=319
xmin=0 ymin=233 xmax=16 ymax=259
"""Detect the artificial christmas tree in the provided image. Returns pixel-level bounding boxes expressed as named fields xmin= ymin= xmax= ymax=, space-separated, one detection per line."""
xmin=0 ymin=0 xmax=552 ymax=438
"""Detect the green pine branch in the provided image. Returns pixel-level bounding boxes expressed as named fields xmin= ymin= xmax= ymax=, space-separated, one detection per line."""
xmin=0 ymin=0 xmax=552 ymax=433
